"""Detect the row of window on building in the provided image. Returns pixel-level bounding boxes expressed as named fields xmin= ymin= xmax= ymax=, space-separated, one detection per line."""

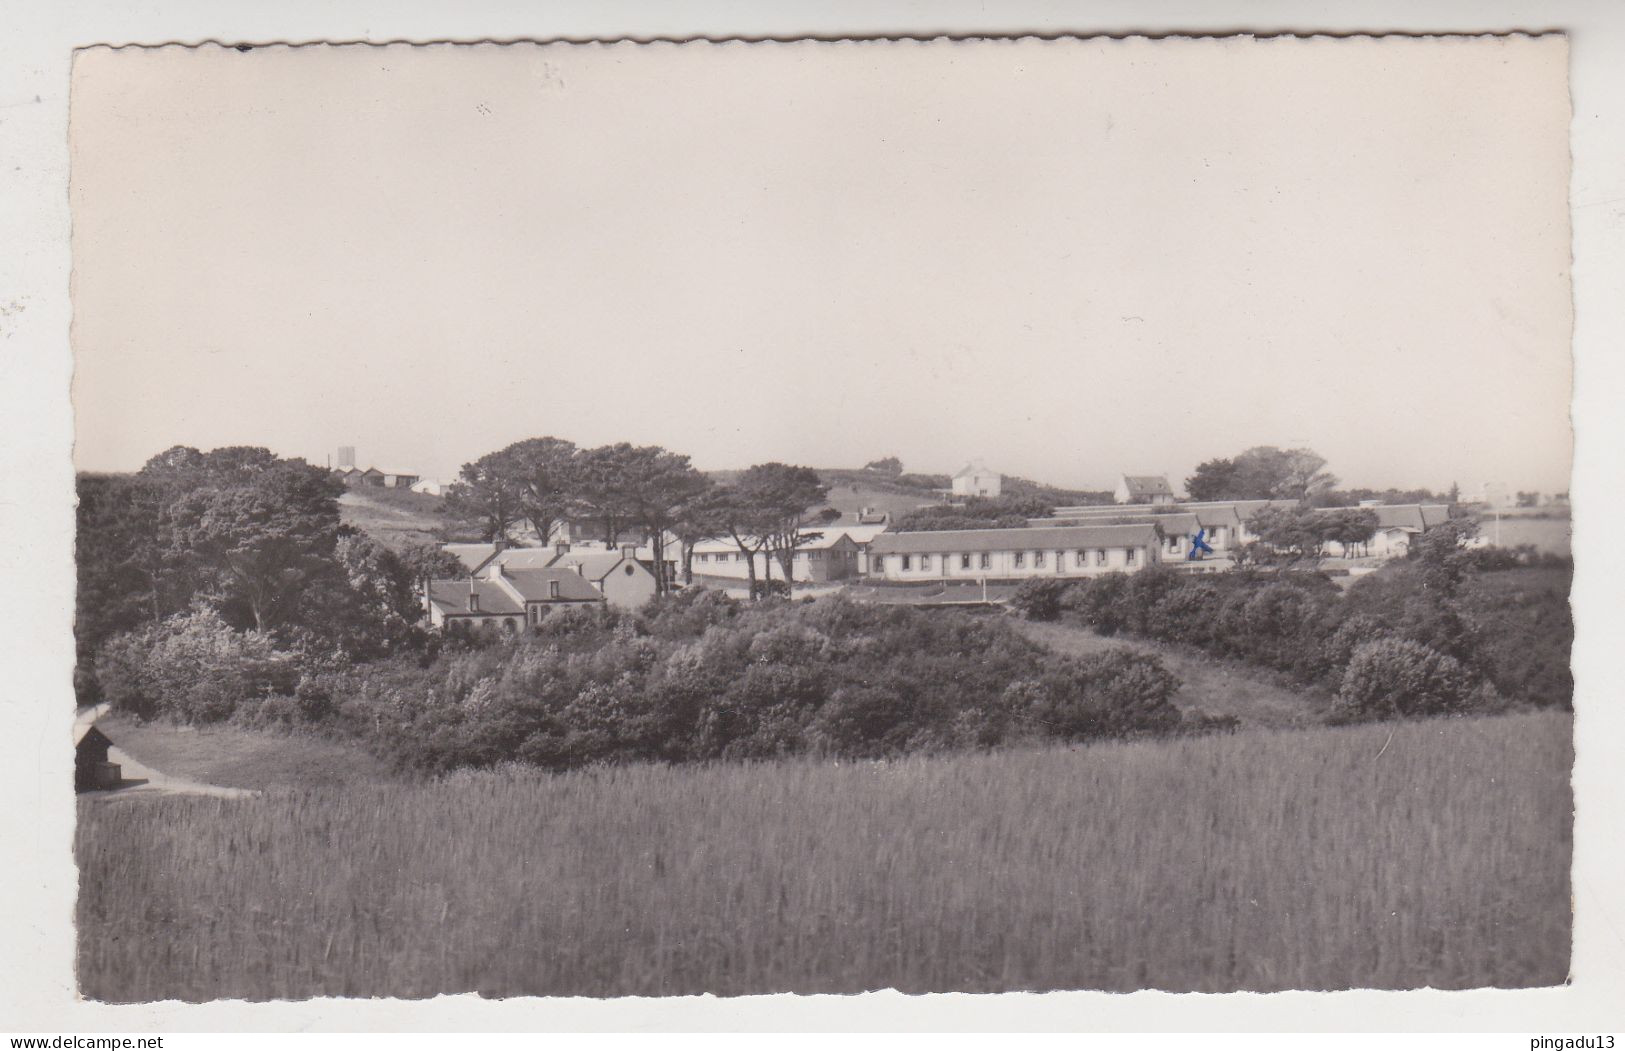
xmin=881 ymin=549 xmax=1138 ymax=572
xmin=695 ymin=550 xmax=848 ymax=563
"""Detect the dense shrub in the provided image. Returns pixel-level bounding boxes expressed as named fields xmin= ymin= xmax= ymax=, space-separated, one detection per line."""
xmin=330 ymin=591 xmax=1191 ymax=773
xmin=95 ymin=610 xmax=299 ymax=723
xmin=1335 ymin=638 xmax=1477 ymax=719
xmin=1041 ymin=539 xmax=1570 ymax=717
xmin=1011 ymin=578 xmax=1070 ymax=621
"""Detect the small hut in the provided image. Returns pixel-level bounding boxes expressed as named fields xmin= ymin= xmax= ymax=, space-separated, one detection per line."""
xmin=75 ymin=724 xmax=121 ymax=792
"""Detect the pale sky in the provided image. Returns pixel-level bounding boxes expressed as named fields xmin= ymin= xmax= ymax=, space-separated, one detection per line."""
xmin=70 ymin=36 xmax=1573 ymax=495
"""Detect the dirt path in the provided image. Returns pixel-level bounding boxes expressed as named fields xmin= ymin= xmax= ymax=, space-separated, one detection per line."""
xmin=76 ymin=705 xmax=257 ymax=801
xmin=1013 ymin=619 xmax=1329 ymax=730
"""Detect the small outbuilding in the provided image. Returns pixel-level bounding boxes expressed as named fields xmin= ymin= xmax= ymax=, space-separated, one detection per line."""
xmin=75 ymin=724 xmax=121 ymax=792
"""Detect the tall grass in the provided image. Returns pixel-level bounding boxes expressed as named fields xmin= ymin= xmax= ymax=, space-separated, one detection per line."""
xmin=76 ymin=712 xmax=1571 ymax=1001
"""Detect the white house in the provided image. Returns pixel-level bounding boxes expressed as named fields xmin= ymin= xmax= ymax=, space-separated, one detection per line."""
xmin=544 ymin=549 xmax=658 ymax=610
xmin=868 ymin=523 xmax=1161 ymax=581
xmin=952 ymin=461 xmax=1003 ymax=499
xmin=1114 ymin=474 xmax=1177 ymax=505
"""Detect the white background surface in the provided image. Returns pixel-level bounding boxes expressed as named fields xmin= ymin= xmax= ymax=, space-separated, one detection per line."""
xmin=2 ymin=0 xmax=1620 ymax=1034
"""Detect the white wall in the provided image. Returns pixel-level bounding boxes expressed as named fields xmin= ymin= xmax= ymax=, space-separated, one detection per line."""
xmin=870 ymin=544 xmax=1155 ymax=580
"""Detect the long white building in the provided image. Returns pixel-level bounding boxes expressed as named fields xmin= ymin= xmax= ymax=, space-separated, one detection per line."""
xmin=867 ymin=523 xmax=1162 ymax=581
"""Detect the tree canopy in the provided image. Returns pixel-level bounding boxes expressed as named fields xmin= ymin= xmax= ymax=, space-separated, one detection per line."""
xmin=1185 ymin=446 xmax=1339 ymax=504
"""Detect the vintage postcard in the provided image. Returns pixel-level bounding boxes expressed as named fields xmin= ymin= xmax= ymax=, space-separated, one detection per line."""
xmin=65 ymin=34 xmax=1573 ymax=1003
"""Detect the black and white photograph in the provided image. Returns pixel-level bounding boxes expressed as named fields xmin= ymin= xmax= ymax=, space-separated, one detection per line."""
xmin=6 ymin=5 xmax=1622 ymax=1033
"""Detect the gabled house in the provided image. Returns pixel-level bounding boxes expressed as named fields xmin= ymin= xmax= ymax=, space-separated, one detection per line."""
xmin=542 ymin=548 xmax=659 ymax=610
xmin=952 ymin=461 xmax=1003 ymax=499
xmin=425 ymin=562 xmax=604 ymax=633
xmin=1115 ymin=474 xmax=1177 ymax=506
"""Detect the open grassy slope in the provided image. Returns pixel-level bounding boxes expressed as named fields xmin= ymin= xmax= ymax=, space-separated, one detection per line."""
xmin=1014 ymin=619 xmax=1332 ymax=729
xmin=337 ymin=488 xmax=456 ymax=551
xmin=96 ymin=714 xmax=400 ymax=792
xmin=76 ymin=711 xmax=1571 ymax=1000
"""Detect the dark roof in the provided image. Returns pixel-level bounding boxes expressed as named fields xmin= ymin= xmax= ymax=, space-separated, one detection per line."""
xmin=490 ymin=547 xmax=571 ymax=571
xmin=872 ymin=523 xmax=1158 ymax=555
xmin=1121 ymin=475 xmax=1174 ymax=497
xmin=427 ymin=578 xmax=523 ymax=616
xmin=75 ymin=724 xmax=113 ymax=750
xmin=544 ymin=551 xmax=630 ymax=581
xmin=1363 ymin=505 xmax=1435 ymax=531
xmin=1032 ymin=512 xmax=1201 ymax=536
xmin=1419 ymin=504 xmax=1451 ymax=528
xmin=496 ymin=568 xmax=604 ymax=602
xmin=443 ymin=543 xmax=501 ymax=573
xmin=1188 ymin=505 xmax=1242 ymax=528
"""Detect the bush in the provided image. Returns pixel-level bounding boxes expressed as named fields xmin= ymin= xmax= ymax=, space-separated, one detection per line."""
xmin=335 ymin=593 xmax=1190 ymax=773
xmin=1062 ymin=573 xmax=1130 ymax=635
xmin=1336 ymin=638 xmax=1476 ymax=720
xmin=95 ymin=610 xmax=300 ymax=723
xmin=1011 ymin=578 xmax=1070 ymax=621
xmin=1018 ymin=650 xmax=1182 ymax=741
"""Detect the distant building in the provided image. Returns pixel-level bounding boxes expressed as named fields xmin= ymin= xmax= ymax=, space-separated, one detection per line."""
xmin=1322 ymin=504 xmax=1452 ymax=559
xmin=868 ymin=523 xmax=1161 ymax=581
xmin=516 ymin=545 xmax=658 ymax=610
xmin=952 ymin=461 xmax=1003 ymax=499
xmin=1115 ymin=474 xmax=1177 ymax=506
xmin=688 ymin=530 xmax=863 ymax=584
xmin=424 ymin=561 xmax=604 ymax=633
xmin=1049 ymin=499 xmax=1450 ymax=561
xmin=410 ymin=478 xmax=446 ymax=496
xmin=331 ymin=448 xmax=419 ymax=489
xmin=438 ymin=542 xmax=659 ymax=609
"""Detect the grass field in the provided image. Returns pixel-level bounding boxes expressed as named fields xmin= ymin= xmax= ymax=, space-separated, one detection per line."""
xmin=1479 ymin=514 xmax=1571 ymax=556
xmin=337 ymin=488 xmax=455 ymax=551
xmin=96 ymin=714 xmax=400 ymax=791
xmin=76 ymin=711 xmax=1571 ymax=1001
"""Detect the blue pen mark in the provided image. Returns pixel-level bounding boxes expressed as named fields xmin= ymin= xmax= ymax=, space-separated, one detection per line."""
xmin=1187 ymin=528 xmax=1214 ymax=561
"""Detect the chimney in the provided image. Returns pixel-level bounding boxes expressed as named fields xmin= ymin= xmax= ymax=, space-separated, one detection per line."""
xmin=493 ymin=538 xmax=508 ymax=554
xmin=621 ymin=544 xmax=636 ymax=559
xmin=467 ymin=578 xmax=479 ymax=612
xmin=555 ymin=541 xmax=571 ymax=556
xmin=488 ymin=561 xmax=504 ymax=580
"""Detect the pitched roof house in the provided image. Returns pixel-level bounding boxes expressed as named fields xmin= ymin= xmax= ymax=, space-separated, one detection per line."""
xmin=545 ymin=549 xmax=659 ymax=610
xmin=1115 ymin=474 xmax=1177 ymax=505
xmin=425 ymin=562 xmax=603 ymax=632
xmin=952 ymin=461 xmax=1003 ymax=498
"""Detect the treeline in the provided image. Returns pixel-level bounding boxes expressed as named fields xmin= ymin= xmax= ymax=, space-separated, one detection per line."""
xmin=99 ymin=590 xmax=1221 ymax=773
xmin=1011 ymin=521 xmax=1572 ymax=720
xmin=443 ymin=438 xmax=830 ymax=596
xmin=1185 ymin=444 xmax=1455 ymax=508
xmin=76 ymin=440 xmax=853 ymax=709
xmin=75 ymin=447 xmax=464 ymax=708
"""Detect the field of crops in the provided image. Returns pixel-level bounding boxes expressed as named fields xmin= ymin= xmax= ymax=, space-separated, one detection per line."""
xmin=76 ymin=711 xmax=1572 ymax=1001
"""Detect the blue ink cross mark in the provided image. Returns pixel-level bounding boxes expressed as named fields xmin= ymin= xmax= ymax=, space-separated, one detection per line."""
xmin=1187 ymin=528 xmax=1214 ymax=561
